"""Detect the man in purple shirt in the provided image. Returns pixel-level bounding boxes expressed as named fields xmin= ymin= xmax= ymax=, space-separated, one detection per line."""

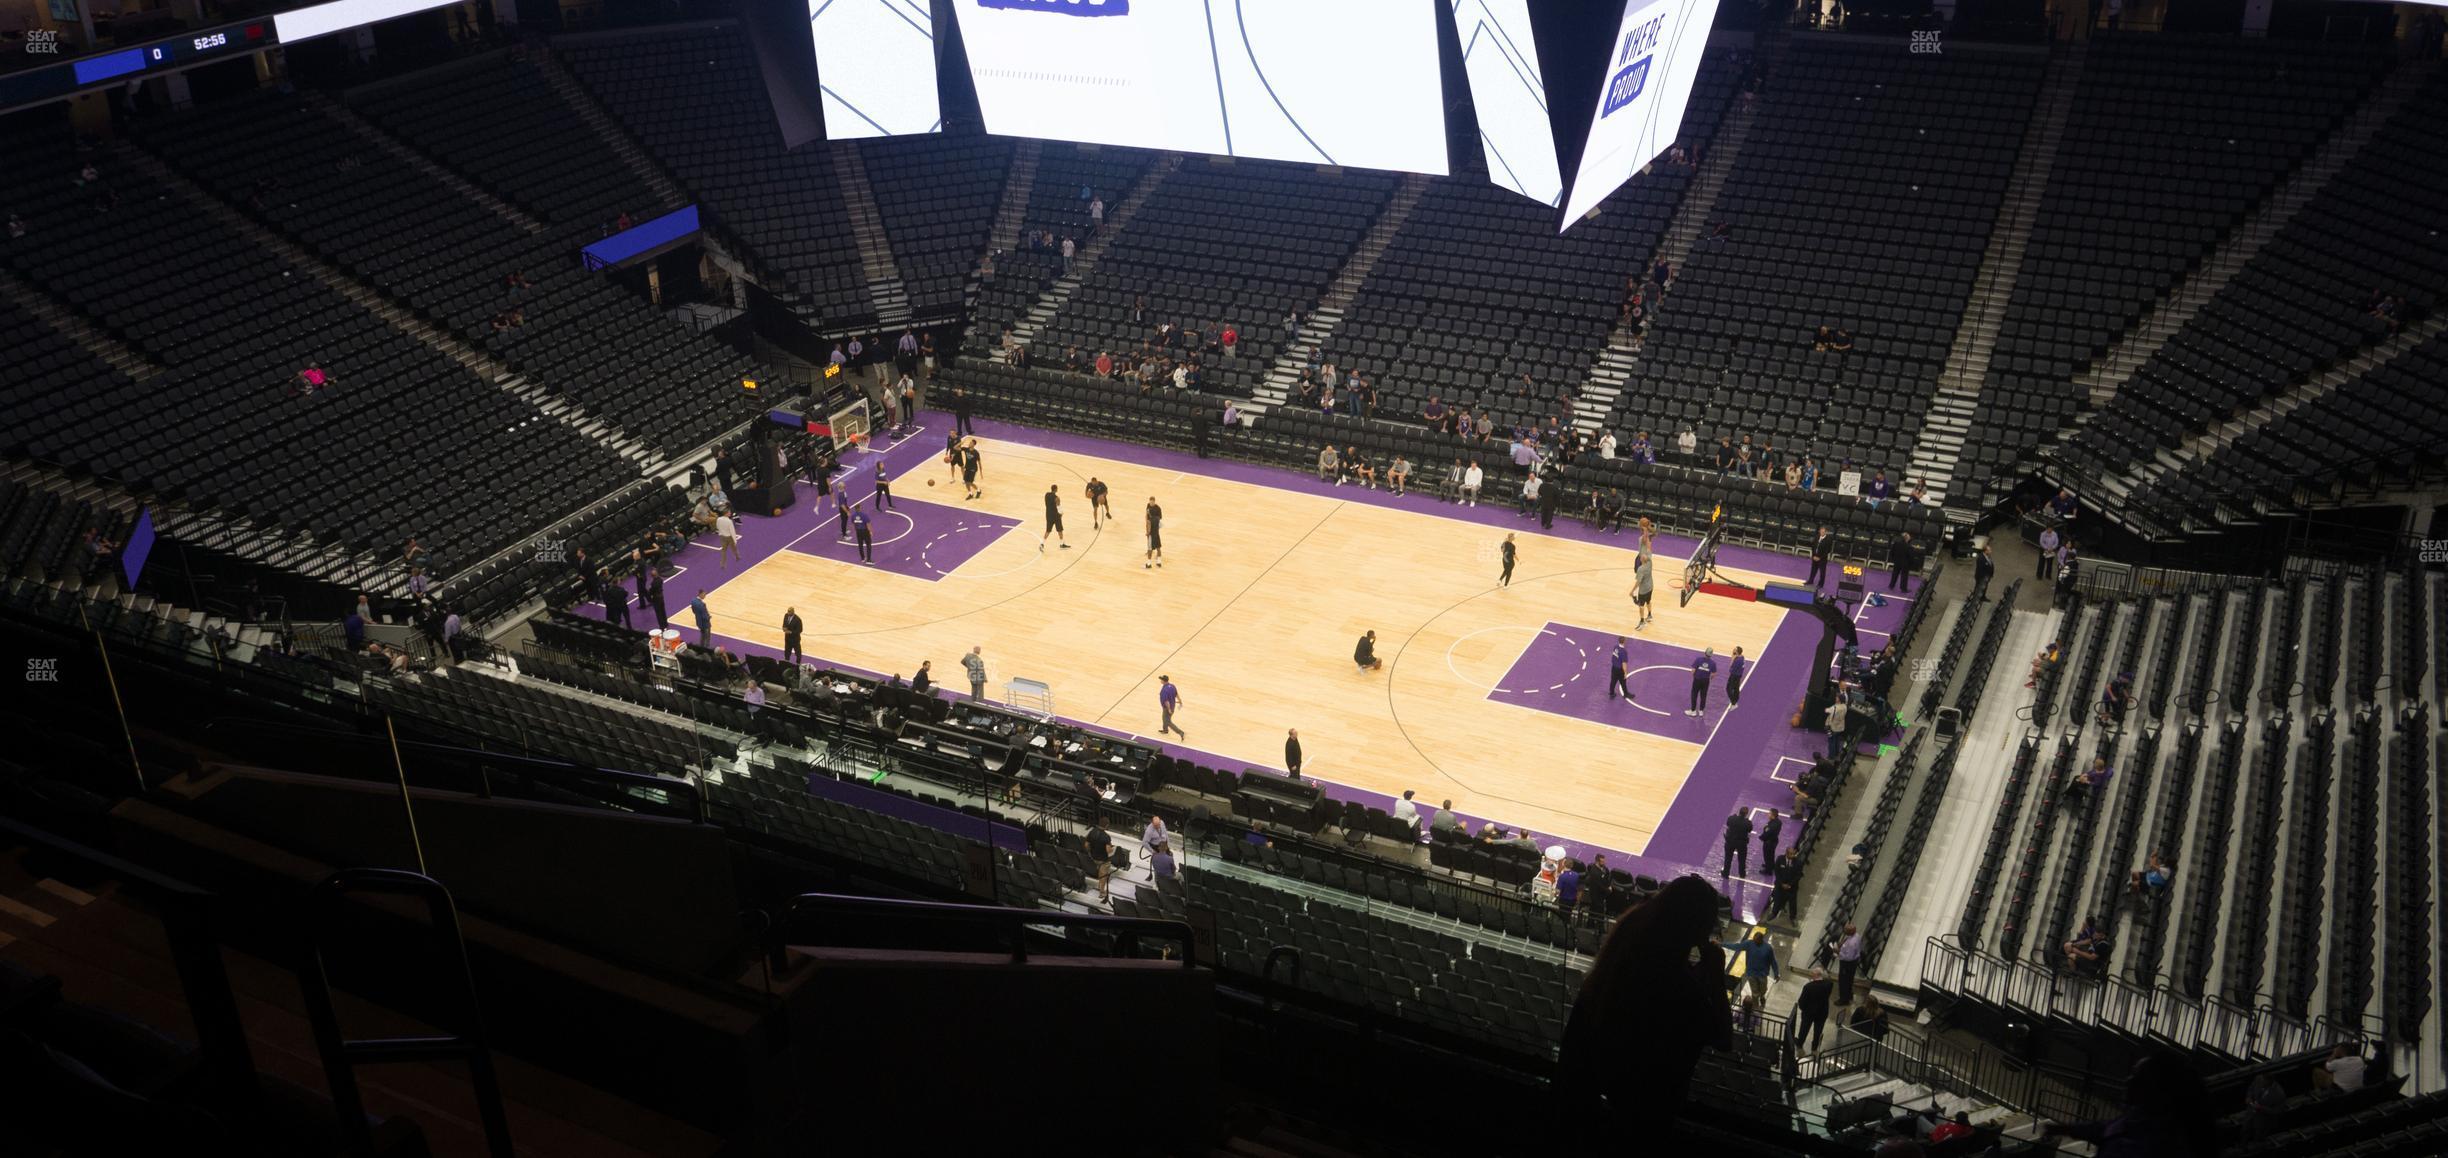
xmin=1726 ymin=646 xmax=1750 ymax=707
xmin=1864 ymin=470 xmax=1893 ymax=507
xmin=1157 ymin=675 xmax=1186 ymax=739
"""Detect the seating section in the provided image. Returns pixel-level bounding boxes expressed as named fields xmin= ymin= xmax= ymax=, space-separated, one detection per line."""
xmin=371 ymin=667 xmax=737 ymax=773
xmin=556 ymin=26 xmax=871 ymax=328
xmin=0 ymin=120 xmax=632 ymax=562
xmin=2130 ymin=329 xmax=2448 ymax=530
xmin=1963 ymin=40 xmax=2387 ymax=494
xmin=0 ymin=475 xmax=132 ymax=589
xmin=1031 ymin=160 xmax=1398 ymax=396
xmin=135 ymin=92 xmax=765 ymax=459
xmin=858 ymin=133 xmax=1014 ymax=317
xmin=968 ymin=143 xmax=1160 ymax=349
xmin=2058 ymin=73 xmax=2448 ymax=533
xmin=352 ymin=53 xmax=662 ymax=227
xmin=1611 ymin=41 xmax=2045 ymax=482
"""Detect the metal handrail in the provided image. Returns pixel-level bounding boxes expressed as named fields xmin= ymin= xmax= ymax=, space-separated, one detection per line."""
xmin=775 ymin=891 xmax=1197 ymax=967
xmin=199 ymin=716 xmax=706 ymax=823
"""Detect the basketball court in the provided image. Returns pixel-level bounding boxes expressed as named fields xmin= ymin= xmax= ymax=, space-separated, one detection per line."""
xmin=608 ymin=410 xmax=1918 ymax=904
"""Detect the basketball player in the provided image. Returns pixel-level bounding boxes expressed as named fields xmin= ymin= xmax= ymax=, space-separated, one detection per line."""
xmin=1143 ymin=496 xmax=1164 ymax=569
xmin=1499 ymin=533 xmax=1517 ymax=587
xmin=1040 ymin=484 xmax=1069 ymax=551
xmin=1608 ymin=636 xmax=1634 ymax=701
xmin=1086 ymin=477 xmax=1112 ymax=527
xmin=852 ymin=509 xmax=875 ymax=563
xmin=871 ymin=461 xmax=894 ymax=511
xmin=960 ymin=439 xmax=982 ymax=500
xmin=1632 ymin=540 xmax=1656 ymax=630
xmin=945 ymin=431 xmax=964 ymax=485
xmin=1156 ymin=674 xmax=1186 ymax=738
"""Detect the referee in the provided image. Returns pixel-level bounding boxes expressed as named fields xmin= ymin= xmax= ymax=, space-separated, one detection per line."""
xmin=1040 ymin=484 xmax=1069 ymax=551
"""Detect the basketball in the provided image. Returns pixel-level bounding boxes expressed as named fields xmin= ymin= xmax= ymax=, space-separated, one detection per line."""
xmin=927 ymin=479 xmax=935 ymax=487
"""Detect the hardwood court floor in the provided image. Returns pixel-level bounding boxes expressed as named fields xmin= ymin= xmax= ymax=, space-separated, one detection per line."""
xmin=703 ymin=433 xmax=1793 ymax=856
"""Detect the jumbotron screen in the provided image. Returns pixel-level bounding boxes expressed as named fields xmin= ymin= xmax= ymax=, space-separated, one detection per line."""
xmin=810 ymin=0 xmax=941 ymax=138
xmin=1558 ymin=0 xmax=1718 ymax=228
xmin=1452 ymin=0 xmax=1561 ymax=207
xmin=952 ymin=0 xmax=1448 ymax=175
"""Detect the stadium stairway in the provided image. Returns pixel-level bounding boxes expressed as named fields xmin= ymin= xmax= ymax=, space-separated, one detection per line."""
xmin=827 ymin=143 xmax=911 ymax=328
xmin=1248 ymin=171 xmax=1433 ymax=413
xmin=971 ymin=137 xmax=1041 ymax=288
xmin=2033 ymin=62 xmax=2435 ymax=503
xmin=1910 ymin=44 xmax=2087 ymax=508
xmin=1005 ymin=154 xmax=1177 ymax=351
xmin=531 ymin=42 xmax=691 ymax=216
xmin=1574 ymin=45 xmax=1767 ymax=435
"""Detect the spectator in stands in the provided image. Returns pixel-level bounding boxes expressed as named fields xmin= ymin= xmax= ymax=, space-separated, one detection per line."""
xmin=1556 ymin=875 xmax=1730 ymax=1133
xmin=1473 ymin=411 xmax=1495 ymax=442
xmin=2042 ymin=1054 xmax=2213 ymax=1157
xmin=2322 ymin=1044 xmax=2367 ymax=1092
xmin=743 ymin=680 xmax=765 ymax=718
xmin=2057 ymin=543 xmax=2082 ymax=606
xmin=2061 ymin=918 xmax=2109 ymax=975
xmin=1387 ymin=454 xmax=1411 ymax=496
xmin=1556 ymin=858 xmax=1581 ymax=912
xmin=1864 ymin=470 xmax=1893 ymax=509
xmin=1316 ymin=444 xmax=1339 ymax=483
xmin=1848 ymin=994 xmax=1891 ymax=1042
xmin=2099 ymin=671 xmax=2133 ymax=727
xmin=2026 ymin=639 xmax=2063 ymax=689
xmin=1928 ymin=1112 xmax=1973 ymax=1147
xmin=441 ymin=608 xmax=465 ymax=663
xmin=2049 ymin=488 xmax=2079 ymax=524
xmin=1392 ymin=789 xmax=1421 ymax=832
xmin=1461 ymin=461 xmax=1484 ymax=507
xmin=2128 ymin=852 xmax=2171 ymax=902
xmin=1058 ymin=235 xmax=1075 ymax=272
xmin=5 ymin=213 xmax=23 ymax=240
xmin=1142 ymin=814 xmax=1169 ymax=851
xmin=1830 ymin=924 xmax=1865 ymax=1003
xmin=1713 ymin=436 xmax=1736 ymax=474
xmin=1831 ymin=330 xmax=1855 ymax=353
xmin=1084 ymin=827 xmax=1116 ymax=902
xmin=1593 ymin=488 xmax=1626 ymax=533
xmin=1350 ymin=447 xmax=1377 ymax=488
xmin=290 ymin=363 xmax=333 ymax=398
xmin=1218 ymin=324 xmax=1236 ymax=355
xmin=2243 ymin=1072 xmax=2287 ymax=1141
xmin=2037 ymin=524 xmax=2062 ymax=579
xmin=2064 ymin=757 xmax=2113 ymax=809
xmin=1431 ymin=799 xmax=1463 ymax=841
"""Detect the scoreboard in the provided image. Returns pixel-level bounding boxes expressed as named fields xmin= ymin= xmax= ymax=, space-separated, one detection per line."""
xmin=2 ymin=19 xmax=271 ymax=109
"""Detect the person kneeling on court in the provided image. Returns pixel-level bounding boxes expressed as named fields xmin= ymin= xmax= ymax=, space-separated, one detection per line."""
xmin=1355 ymin=630 xmax=1384 ymax=673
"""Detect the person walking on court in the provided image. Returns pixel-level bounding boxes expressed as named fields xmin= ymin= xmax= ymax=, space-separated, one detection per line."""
xmin=960 ymin=439 xmax=983 ymax=500
xmin=716 ymin=511 xmax=741 ymax=564
xmin=1726 ymin=645 xmax=1749 ymax=707
xmin=852 ymin=509 xmax=875 ymax=563
xmin=1758 ymin=807 xmax=1782 ymax=864
xmin=1040 ymin=484 xmax=1069 ymax=551
xmin=1688 ymin=648 xmax=1718 ymax=716
xmin=1143 ymin=497 xmax=1164 ymax=569
xmin=871 ymin=461 xmax=894 ymax=511
xmin=1086 ymin=477 xmax=1111 ymax=527
xmin=1722 ymin=810 xmax=1753 ymax=876
xmin=1285 ymin=728 xmax=1302 ymax=775
xmin=1538 ymin=476 xmax=1561 ymax=530
xmin=782 ymin=606 xmax=803 ymax=664
xmin=1608 ymin=636 xmax=1634 ymax=701
xmin=690 ymin=590 xmax=711 ymax=647
xmin=1499 ymin=533 xmax=1517 ymax=587
xmin=963 ymin=646 xmax=987 ymax=701
xmin=1888 ymin=532 xmax=1917 ymax=592
xmin=1632 ymin=543 xmax=1657 ymax=630
xmin=1807 ymin=527 xmax=1833 ymax=586
xmin=1156 ymin=675 xmax=1186 ymax=738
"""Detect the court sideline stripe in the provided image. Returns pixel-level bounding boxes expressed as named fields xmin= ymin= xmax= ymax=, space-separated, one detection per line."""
xmin=1085 ymin=500 xmax=1347 ymax=732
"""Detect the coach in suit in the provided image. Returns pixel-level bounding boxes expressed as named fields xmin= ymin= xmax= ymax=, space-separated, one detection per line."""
xmin=1806 ymin=527 xmax=1833 ymax=586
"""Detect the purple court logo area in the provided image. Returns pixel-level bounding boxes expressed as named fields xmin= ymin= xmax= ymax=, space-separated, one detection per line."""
xmin=1481 ymin=621 xmax=1748 ymax=742
xmin=784 ymin=495 xmax=1021 ymax=582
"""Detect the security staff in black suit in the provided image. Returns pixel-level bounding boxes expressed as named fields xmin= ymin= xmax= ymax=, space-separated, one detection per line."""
xmin=640 ymin=566 xmax=669 ymax=630
xmin=1285 ymin=728 xmax=1303 ymax=776
xmin=1806 ymin=527 xmax=1833 ymax=586
xmin=782 ymin=606 xmax=804 ymax=665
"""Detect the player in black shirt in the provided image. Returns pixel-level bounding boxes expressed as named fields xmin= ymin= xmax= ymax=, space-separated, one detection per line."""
xmin=1143 ymin=497 xmax=1164 ymax=569
xmin=1085 ymin=477 xmax=1111 ymax=528
xmin=1040 ymin=484 xmax=1069 ymax=551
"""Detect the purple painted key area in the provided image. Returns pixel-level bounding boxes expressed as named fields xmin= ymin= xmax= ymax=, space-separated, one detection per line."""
xmin=579 ymin=408 xmax=1925 ymax=918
